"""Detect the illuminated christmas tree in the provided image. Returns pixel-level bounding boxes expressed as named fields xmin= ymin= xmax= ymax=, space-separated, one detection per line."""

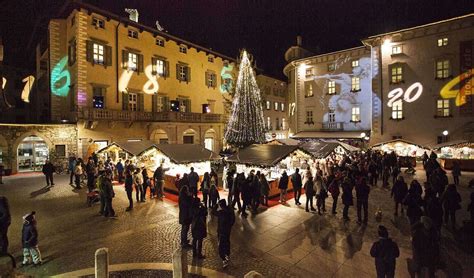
xmin=225 ymin=50 xmax=266 ymax=147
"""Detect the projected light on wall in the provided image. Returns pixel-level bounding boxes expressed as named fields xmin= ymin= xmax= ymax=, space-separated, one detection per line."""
xmin=387 ymin=82 xmax=423 ymax=107
xmin=142 ymin=65 xmax=160 ymax=95
xmin=50 ymin=57 xmax=71 ymax=97
xmin=440 ymin=69 xmax=474 ymax=106
xmin=220 ymin=64 xmax=234 ymax=93
xmin=21 ymin=75 xmax=35 ymax=103
xmin=118 ymin=68 xmax=134 ymax=93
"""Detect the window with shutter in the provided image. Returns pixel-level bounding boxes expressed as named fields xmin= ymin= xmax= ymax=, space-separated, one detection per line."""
xmin=137 ymin=54 xmax=144 ymax=74
xmin=185 ymin=99 xmax=191 ymax=112
xmin=164 ymin=61 xmax=170 ymax=78
xmin=151 ymin=57 xmax=158 ymax=75
xmin=138 ymin=93 xmax=144 ymax=111
xmin=86 ymin=40 xmax=93 ymax=62
xmin=122 ymin=50 xmax=128 ymax=69
xmin=93 ymin=87 xmax=105 ymax=109
xmin=105 ymin=45 xmax=112 ymax=67
xmin=186 ymin=67 xmax=191 ymax=83
xmin=92 ymin=43 xmax=105 ymax=65
xmin=152 ymin=95 xmax=157 ymax=112
xmin=122 ymin=92 xmax=129 ymax=110
xmin=163 ymin=96 xmax=170 ymax=112
xmin=68 ymin=39 xmax=77 ymax=66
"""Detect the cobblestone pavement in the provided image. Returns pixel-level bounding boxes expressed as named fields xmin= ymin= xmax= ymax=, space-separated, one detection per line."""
xmin=1 ymin=166 xmax=473 ymax=277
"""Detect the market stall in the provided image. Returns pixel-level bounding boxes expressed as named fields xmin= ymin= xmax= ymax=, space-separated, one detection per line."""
xmin=226 ymin=144 xmax=313 ymax=198
xmin=370 ymin=139 xmax=431 ymax=167
xmin=96 ymin=140 xmax=155 ymax=163
xmin=300 ymin=141 xmax=358 ymax=159
xmin=265 ymin=138 xmax=301 ymax=146
xmin=432 ymin=140 xmax=474 ymax=171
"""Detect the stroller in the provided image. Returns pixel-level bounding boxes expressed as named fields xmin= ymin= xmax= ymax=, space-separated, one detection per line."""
xmin=87 ymin=190 xmax=100 ymax=207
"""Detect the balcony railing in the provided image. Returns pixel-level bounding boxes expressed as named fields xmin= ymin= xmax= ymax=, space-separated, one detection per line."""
xmin=78 ymin=107 xmax=224 ymax=123
xmin=321 ymin=122 xmax=344 ymax=131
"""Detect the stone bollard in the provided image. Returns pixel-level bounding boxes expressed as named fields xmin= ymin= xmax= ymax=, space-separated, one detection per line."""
xmin=172 ymin=249 xmax=188 ymax=278
xmin=0 ymin=255 xmax=15 ymax=278
xmin=95 ymin=248 xmax=109 ymax=278
xmin=244 ymin=271 xmax=264 ymax=278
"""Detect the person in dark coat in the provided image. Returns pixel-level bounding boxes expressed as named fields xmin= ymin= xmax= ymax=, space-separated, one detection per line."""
xmin=451 ymin=161 xmax=461 ymax=186
xmin=141 ymin=167 xmax=150 ymax=201
xmin=391 ymin=176 xmax=408 ymax=216
xmin=259 ymin=173 xmax=270 ymax=206
xmin=370 ymin=225 xmax=400 ymax=278
xmin=86 ymin=158 xmax=96 ymax=192
xmin=441 ymin=184 xmax=462 ymax=229
xmin=291 ymin=169 xmax=303 ymax=205
xmin=251 ymin=171 xmax=261 ymax=213
xmin=231 ymin=173 xmax=244 ymax=211
xmin=328 ymin=176 xmax=340 ymax=214
xmin=411 ymin=216 xmax=440 ymax=278
xmin=153 ymin=163 xmax=169 ymax=198
xmin=116 ymin=159 xmax=124 ymax=184
xmin=0 ymin=196 xmax=11 ymax=255
xmin=215 ymin=199 xmax=235 ymax=268
xmin=200 ymin=172 xmax=211 ymax=208
xmin=42 ymin=160 xmax=55 ymax=187
xmin=103 ymin=170 xmax=116 ymax=217
xmin=368 ymin=160 xmax=378 ymax=187
xmin=424 ymin=190 xmax=443 ymax=232
xmin=304 ymin=172 xmax=315 ymax=212
xmin=179 ymin=185 xmax=193 ymax=248
xmin=403 ymin=182 xmax=423 ymax=225
xmin=188 ymin=167 xmax=200 ymax=197
xmin=209 ymin=181 xmax=220 ymax=210
xmin=124 ymin=170 xmax=134 ymax=211
xmin=279 ymin=171 xmax=289 ymax=203
xmin=341 ymin=177 xmax=354 ymax=221
xmin=355 ymin=177 xmax=370 ymax=225
xmin=226 ymin=171 xmax=235 ymax=205
xmin=21 ymin=211 xmax=42 ymax=266
xmin=241 ymin=171 xmax=253 ymax=217
xmin=68 ymin=156 xmax=76 ymax=185
xmin=191 ymin=198 xmax=207 ymax=259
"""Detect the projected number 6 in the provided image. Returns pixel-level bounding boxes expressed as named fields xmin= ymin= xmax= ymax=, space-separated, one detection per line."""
xmin=387 ymin=82 xmax=423 ymax=107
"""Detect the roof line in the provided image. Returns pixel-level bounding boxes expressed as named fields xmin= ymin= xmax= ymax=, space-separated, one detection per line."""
xmin=284 ymin=45 xmax=367 ymax=68
xmin=366 ymin=13 xmax=474 ymax=39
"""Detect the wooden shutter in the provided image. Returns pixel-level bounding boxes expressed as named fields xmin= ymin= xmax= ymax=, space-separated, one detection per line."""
xmin=122 ymin=50 xmax=128 ymax=69
xmin=163 ymin=96 xmax=170 ymax=112
xmin=165 ymin=61 xmax=170 ymax=78
xmin=101 ymin=87 xmax=107 ymax=108
xmin=137 ymin=54 xmax=144 ymax=74
xmin=185 ymin=99 xmax=191 ymax=112
xmin=122 ymin=92 xmax=128 ymax=110
xmin=86 ymin=40 xmax=93 ymax=62
xmin=212 ymin=73 xmax=217 ymax=88
xmin=152 ymin=94 xmax=157 ymax=113
xmin=138 ymin=93 xmax=144 ymax=111
xmin=176 ymin=64 xmax=180 ymax=81
xmin=205 ymin=71 xmax=209 ymax=87
xmin=105 ymin=45 xmax=112 ymax=67
xmin=186 ymin=66 xmax=191 ymax=83
xmin=151 ymin=57 xmax=157 ymax=75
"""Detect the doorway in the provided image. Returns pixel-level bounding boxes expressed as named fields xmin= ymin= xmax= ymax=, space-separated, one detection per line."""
xmin=17 ymin=135 xmax=49 ymax=172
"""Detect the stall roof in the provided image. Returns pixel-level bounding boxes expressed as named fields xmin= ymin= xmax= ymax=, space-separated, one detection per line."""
xmin=227 ymin=144 xmax=309 ymax=167
xmin=325 ymin=140 xmax=360 ymax=152
xmin=370 ymin=139 xmax=430 ymax=150
xmin=154 ymin=144 xmax=220 ymax=164
xmin=98 ymin=140 xmax=156 ymax=156
xmin=292 ymin=131 xmax=365 ymax=139
xmin=300 ymin=141 xmax=342 ymax=158
xmin=265 ymin=138 xmax=301 ymax=146
xmin=431 ymin=140 xmax=471 ymax=150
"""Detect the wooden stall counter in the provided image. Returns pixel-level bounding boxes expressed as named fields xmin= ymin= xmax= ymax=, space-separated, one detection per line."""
xmin=440 ymin=158 xmax=474 ymax=171
xmin=268 ymin=178 xmax=294 ymax=198
xmin=163 ymin=174 xmax=204 ymax=194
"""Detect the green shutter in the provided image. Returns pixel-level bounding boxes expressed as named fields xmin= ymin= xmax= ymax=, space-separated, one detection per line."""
xmin=185 ymin=99 xmax=191 ymax=112
xmin=187 ymin=66 xmax=191 ymax=83
xmin=165 ymin=61 xmax=170 ymax=78
xmin=105 ymin=45 xmax=112 ymax=67
xmin=86 ymin=40 xmax=93 ymax=62
xmin=163 ymin=96 xmax=170 ymax=111
xmin=176 ymin=64 xmax=180 ymax=81
xmin=122 ymin=92 xmax=128 ymax=110
xmin=152 ymin=94 xmax=157 ymax=113
xmin=137 ymin=54 xmax=144 ymax=74
xmin=122 ymin=50 xmax=128 ymax=69
xmin=205 ymin=72 xmax=208 ymax=87
xmin=151 ymin=57 xmax=157 ymax=75
xmin=138 ymin=93 xmax=144 ymax=111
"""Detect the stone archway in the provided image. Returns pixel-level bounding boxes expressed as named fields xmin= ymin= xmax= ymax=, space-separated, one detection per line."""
xmin=182 ymin=129 xmax=197 ymax=144
xmin=150 ymin=129 xmax=169 ymax=144
xmin=204 ymin=128 xmax=216 ymax=151
xmin=0 ymin=135 xmax=8 ymax=167
xmin=16 ymin=135 xmax=51 ymax=172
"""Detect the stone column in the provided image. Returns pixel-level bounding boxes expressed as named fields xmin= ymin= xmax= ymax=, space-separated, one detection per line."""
xmin=95 ymin=248 xmax=109 ymax=278
xmin=172 ymin=249 xmax=187 ymax=278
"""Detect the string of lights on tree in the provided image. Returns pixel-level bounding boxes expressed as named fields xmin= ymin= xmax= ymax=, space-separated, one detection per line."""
xmin=224 ymin=50 xmax=266 ymax=148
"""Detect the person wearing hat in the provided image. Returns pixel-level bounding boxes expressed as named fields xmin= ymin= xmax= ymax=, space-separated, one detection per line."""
xmin=21 ymin=211 xmax=42 ymax=266
xmin=370 ymin=225 xmax=400 ymax=278
xmin=215 ymin=199 xmax=235 ymax=268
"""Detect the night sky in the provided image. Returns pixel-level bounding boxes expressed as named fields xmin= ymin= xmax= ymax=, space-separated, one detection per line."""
xmin=1 ymin=0 xmax=474 ymax=79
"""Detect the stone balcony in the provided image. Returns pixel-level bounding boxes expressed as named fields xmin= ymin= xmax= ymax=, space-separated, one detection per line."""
xmin=77 ymin=107 xmax=225 ymax=123
xmin=321 ymin=122 xmax=344 ymax=131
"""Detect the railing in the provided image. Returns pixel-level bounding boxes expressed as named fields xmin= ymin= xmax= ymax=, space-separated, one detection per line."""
xmin=321 ymin=122 xmax=344 ymax=131
xmin=77 ymin=107 xmax=224 ymax=123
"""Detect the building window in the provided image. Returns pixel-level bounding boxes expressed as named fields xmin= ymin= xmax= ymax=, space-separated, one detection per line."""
xmin=92 ymin=17 xmax=105 ymax=29
xmin=68 ymin=39 xmax=76 ymax=66
xmin=305 ymin=111 xmax=313 ymax=124
xmin=128 ymin=92 xmax=137 ymax=111
xmin=276 ymin=118 xmax=280 ymax=130
xmin=156 ymin=59 xmax=165 ymax=76
xmin=202 ymin=104 xmax=211 ymax=114
xmin=392 ymin=45 xmax=402 ymax=55
xmin=183 ymin=136 xmax=194 ymax=144
xmin=390 ymin=65 xmax=403 ymax=84
xmin=266 ymin=101 xmax=271 ymax=110
xmin=93 ymin=87 xmax=105 ymax=109
xmin=128 ymin=52 xmax=138 ymax=71
xmin=437 ymin=99 xmax=450 ymax=117
xmin=208 ymin=56 xmax=214 ymax=63
xmin=306 ymin=83 xmax=313 ymax=97
xmin=436 ymin=60 xmax=450 ymax=79
xmin=274 ymin=101 xmax=279 ymax=111
xmin=93 ymin=43 xmax=104 ymax=65
xmin=351 ymin=77 xmax=360 ymax=92
xmin=281 ymin=103 xmax=285 ymax=112
xmin=282 ymin=118 xmax=286 ymax=130
xmin=177 ymin=64 xmax=190 ymax=82
xmin=351 ymin=106 xmax=360 ymax=122
xmin=128 ymin=29 xmax=138 ymax=39
xmin=156 ymin=96 xmax=165 ymax=112
xmin=206 ymin=71 xmax=217 ymax=88
xmin=328 ymin=81 xmax=336 ymax=95
xmin=179 ymin=45 xmax=187 ymax=54
xmin=267 ymin=117 xmax=271 ymax=130
xmin=328 ymin=63 xmax=335 ymax=71
xmin=351 ymin=60 xmax=359 ymax=68
xmin=156 ymin=38 xmax=165 ymax=47
xmin=391 ymin=99 xmax=403 ymax=119
xmin=437 ymin=37 xmax=448 ymax=47
xmin=55 ymin=145 xmax=66 ymax=157
xmin=305 ymin=68 xmax=312 ymax=76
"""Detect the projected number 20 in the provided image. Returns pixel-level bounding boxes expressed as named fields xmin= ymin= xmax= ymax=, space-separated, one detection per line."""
xmin=387 ymin=82 xmax=423 ymax=107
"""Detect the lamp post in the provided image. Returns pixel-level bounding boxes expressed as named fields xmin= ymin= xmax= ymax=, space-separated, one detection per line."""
xmin=442 ymin=130 xmax=449 ymax=143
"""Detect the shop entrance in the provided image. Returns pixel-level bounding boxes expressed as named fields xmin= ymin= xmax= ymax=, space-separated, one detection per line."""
xmin=17 ymin=136 xmax=49 ymax=172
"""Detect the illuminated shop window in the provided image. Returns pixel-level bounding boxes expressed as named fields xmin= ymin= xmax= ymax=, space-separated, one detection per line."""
xmin=351 ymin=77 xmax=360 ymax=92
xmin=92 ymin=17 xmax=105 ymax=29
xmin=128 ymin=52 xmax=138 ymax=71
xmin=437 ymin=99 xmax=450 ymax=117
xmin=328 ymin=81 xmax=336 ymax=95
xmin=208 ymin=56 xmax=214 ymax=63
xmin=391 ymin=45 xmax=402 ymax=55
xmin=437 ymin=37 xmax=448 ymax=47
xmin=436 ymin=60 xmax=450 ymax=79
xmin=274 ymin=101 xmax=279 ymax=111
xmin=179 ymin=45 xmax=187 ymax=54
xmin=305 ymin=111 xmax=313 ymax=124
xmin=128 ymin=29 xmax=138 ymax=39
xmin=306 ymin=83 xmax=313 ymax=97
xmin=266 ymin=100 xmax=271 ymax=110
xmin=391 ymin=99 xmax=403 ymax=119
xmin=93 ymin=43 xmax=104 ymax=65
xmin=328 ymin=63 xmax=335 ymax=71
xmin=156 ymin=38 xmax=165 ymax=47
xmin=351 ymin=106 xmax=360 ymax=122
xmin=156 ymin=59 xmax=165 ymax=76
xmin=281 ymin=103 xmax=285 ymax=112
xmin=351 ymin=60 xmax=359 ymax=68
xmin=390 ymin=65 xmax=403 ymax=84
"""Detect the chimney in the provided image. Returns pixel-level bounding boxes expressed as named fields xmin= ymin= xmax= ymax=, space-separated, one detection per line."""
xmin=296 ymin=36 xmax=302 ymax=47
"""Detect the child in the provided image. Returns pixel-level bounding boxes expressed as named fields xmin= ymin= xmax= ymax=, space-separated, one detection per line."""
xmin=22 ymin=211 xmax=42 ymax=266
xmin=209 ymin=177 xmax=220 ymax=210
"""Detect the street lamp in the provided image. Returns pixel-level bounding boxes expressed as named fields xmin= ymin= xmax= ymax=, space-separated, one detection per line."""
xmin=360 ymin=132 xmax=366 ymax=138
xmin=442 ymin=130 xmax=448 ymax=136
